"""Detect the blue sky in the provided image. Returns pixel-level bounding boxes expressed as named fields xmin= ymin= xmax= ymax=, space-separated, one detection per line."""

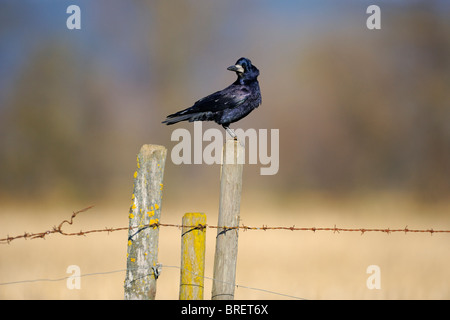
xmin=1 ymin=0 xmax=449 ymax=106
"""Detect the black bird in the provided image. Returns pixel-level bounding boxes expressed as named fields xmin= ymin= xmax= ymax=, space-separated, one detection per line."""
xmin=162 ymin=57 xmax=261 ymax=139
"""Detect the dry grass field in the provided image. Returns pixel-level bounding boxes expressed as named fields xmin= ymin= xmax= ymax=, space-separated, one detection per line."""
xmin=0 ymin=193 xmax=449 ymax=300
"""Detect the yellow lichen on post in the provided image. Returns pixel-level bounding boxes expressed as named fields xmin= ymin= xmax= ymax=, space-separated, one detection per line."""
xmin=179 ymin=212 xmax=207 ymax=300
xmin=124 ymin=144 xmax=167 ymax=300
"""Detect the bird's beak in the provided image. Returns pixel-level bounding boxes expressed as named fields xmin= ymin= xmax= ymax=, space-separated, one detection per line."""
xmin=227 ymin=64 xmax=245 ymax=73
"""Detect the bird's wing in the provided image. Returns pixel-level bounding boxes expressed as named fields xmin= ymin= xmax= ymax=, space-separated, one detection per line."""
xmin=193 ymin=86 xmax=250 ymax=112
xmin=168 ymin=85 xmax=250 ymax=118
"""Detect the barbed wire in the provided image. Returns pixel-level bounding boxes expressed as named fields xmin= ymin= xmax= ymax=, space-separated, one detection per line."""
xmin=1 ymin=206 xmax=449 ymax=299
xmin=1 ymin=205 xmax=449 ymax=244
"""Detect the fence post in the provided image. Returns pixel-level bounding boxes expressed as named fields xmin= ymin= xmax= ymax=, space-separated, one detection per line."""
xmin=124 ymin=144 xmax=167 ymax=300
xmin=211 ymin=139 xmax=244 ymax=300
xmin=179 ymin=212 xmax=207 ymax=300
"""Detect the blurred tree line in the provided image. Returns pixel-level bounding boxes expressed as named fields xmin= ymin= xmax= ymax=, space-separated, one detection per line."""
xmin=284 ymin=3 xmax=450 ymax=200
xmin=0 ymin=1 xmax=448 ymax=202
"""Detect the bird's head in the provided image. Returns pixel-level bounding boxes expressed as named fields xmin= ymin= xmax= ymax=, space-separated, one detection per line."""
xmin=227 ymin=57 xmax=259 ymax=81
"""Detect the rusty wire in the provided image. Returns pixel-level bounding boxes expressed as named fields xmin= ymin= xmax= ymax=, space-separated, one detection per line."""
xmin=1 ymin=205 xmax=449 ymax=244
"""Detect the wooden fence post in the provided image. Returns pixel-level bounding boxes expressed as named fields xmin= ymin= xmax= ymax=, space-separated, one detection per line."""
xmin=124 ymin=144 xmax=167 ymax=300
xmin=179 ymin=212 xmax=207 ymax=300
xmin=211 ymin=139 xmax=244 ymax=300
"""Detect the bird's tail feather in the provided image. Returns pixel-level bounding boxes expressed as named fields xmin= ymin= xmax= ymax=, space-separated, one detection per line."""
xmin=162 ymin=112 xmax=205 ymax=125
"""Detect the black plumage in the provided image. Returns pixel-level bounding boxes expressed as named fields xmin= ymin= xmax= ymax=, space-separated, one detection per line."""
xmin=162 ymin=57 xmax=261 ymax=138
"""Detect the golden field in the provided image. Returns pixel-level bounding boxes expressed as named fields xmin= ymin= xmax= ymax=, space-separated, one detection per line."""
xmin=0 ymin=193 xmax=449 ymax=300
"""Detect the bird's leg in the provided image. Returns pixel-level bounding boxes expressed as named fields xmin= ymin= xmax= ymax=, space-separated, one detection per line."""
xmin=223 ymin=125 xmax=245 ymax=147
xmin=223 ymin=125 xmax=237 ymax=140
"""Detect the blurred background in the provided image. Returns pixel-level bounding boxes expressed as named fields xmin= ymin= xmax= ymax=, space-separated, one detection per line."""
xmin=0 ymin=0 xmax=449 ymax=299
